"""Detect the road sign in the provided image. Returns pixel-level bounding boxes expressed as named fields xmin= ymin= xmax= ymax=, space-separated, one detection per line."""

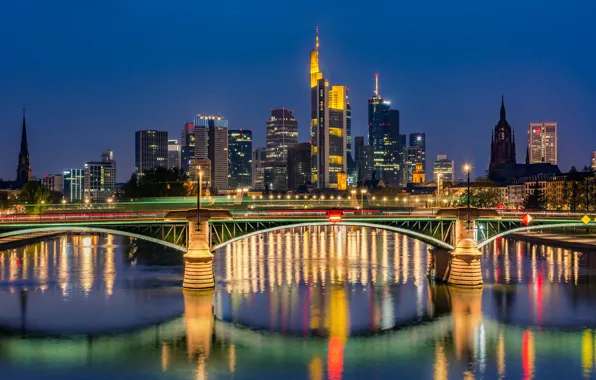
xmin=581 ymin=215 xmax=592 ymax=225
xmin=521 ymin=213 xmax=533 ymax=226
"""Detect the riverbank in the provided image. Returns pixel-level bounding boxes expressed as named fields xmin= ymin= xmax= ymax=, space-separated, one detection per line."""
xmin=509 ymin=232 xmax=596 ymax=250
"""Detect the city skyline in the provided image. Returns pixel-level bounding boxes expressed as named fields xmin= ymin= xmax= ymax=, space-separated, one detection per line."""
xmin=1 ymin=1 xmax=595 ymax=182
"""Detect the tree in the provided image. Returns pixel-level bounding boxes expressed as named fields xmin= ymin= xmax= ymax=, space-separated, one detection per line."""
xmin=122 ymin=168 xmax=188 ymax=198
xmin=20 ymin=182 xmax=50 ymax=204
xmin=524 ymin=181 xmax=546 ymax=211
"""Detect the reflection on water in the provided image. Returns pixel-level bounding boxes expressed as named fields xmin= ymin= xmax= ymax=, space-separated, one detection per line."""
xmin=1 ymin=230 xmax=596 ymax=379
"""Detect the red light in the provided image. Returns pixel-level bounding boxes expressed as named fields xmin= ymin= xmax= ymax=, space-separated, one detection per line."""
xmin=328 ymin=210 xmax=343 ymax=222
xmin=521 ymin=213 xmax=533 ymax=225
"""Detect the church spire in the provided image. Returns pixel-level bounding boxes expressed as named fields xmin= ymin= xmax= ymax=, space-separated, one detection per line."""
xmin=17 ymin=108 xmax=31 ymax=184
xmin=500 ymin=95 xmax=506 ymax=121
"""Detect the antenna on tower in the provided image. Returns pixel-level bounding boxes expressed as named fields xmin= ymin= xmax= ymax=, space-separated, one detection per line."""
xmin=375 ymin=73 xmax=379 ymax=96
xmin=315 ymin=26 xmax=319 ymax=51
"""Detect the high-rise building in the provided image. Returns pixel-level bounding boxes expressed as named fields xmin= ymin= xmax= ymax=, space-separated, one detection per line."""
xmin=16 ymin=109 xmax=31 ymax=185
xmin=409 ymin=132 xmax=426 ymax=174
xmin=309 ymin=28 xmax=348 ymax=189
xmin=84 ymin=160 xmax=116 ymax=202
xmin=63 ymin=169 xmax=84 ymax=202
xmin=168 ymin=139 xmax=181 ymax=169
xmin=592 ymin=152 xmax=596 ymax=171
xmin=489 ymin=96 xmax=516 ymax=180
xmin=368 ymin=74 xmax=401 ymax=187
xmin=252 ymin=147 xmax=267 ymax=190
xmin=356 ymin=142 xmax=374 ymax=182
xmin=433 ymin=154 xmax=455 ymax=183
xmin=406 ymin=146 xmax=424 ymax=183
xmin=194 ymin=115 xmax=229 ymax=192
xmin=42 ymin=174 xmax=63 ymax=193
xmin=528 ymin=122 xmax=557 ymax=165
xmin=287 ymin=142 xmax=312 ymax=190
xmin=265 ymin=108 xmax=298 ymax=192
xmin=135 ymin=130 xmax=168 ymax=175
xmin=399 ymin=134 xmax=408 ymax=185
xmin=228 ymin=130 xmax=252 ymax=190
xmin=180 ymin=122 xmax=195 ymax=173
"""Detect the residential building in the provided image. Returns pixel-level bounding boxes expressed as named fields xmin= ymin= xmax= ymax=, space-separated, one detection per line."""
xmin=433 ymin=154 xmax=455 ymax=183
xmin=528 ymin=122 xmax=557 ymax=165
xmin=252 ymin=147 xmax=267 ymax=190
xmin=489 ymin=96 xmax=517 ymax=181
xmin=287 ymin=142 xmax=312 ymax=190
xmin=168 ymin=139 xmax=181 ymax=169
xmin=194 ymin=115 xmax=229 ymax=192
xmin=63 ymin=169 xmax=84 ymax=202
xmin=135 ymin=130 xmax=168 ymax=175
xmin=228 ymin=129 xmax=252 ymax=190
xmin=180 ymin=122 xmax=195 ymax=173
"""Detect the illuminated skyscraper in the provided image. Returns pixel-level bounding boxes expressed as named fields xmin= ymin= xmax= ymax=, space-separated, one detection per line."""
xmin=63 ymin=169 xmax=84 ymax=202
xmin=592 ymin=151 xmax=596 ymax=171
xmin=180 ymin=122 xmax=195 ymax=173
xmin=194 ymin=115 xmax=229 ymax=192
xmin=368 ymin=74 xmax=401 ymax=186
xmin=228 ymin=129 xmax=252 ymax=189
xmin=409 ymin=132 xmax=426 ymax=172
xmin=528 ymin=122 xmax=557 ymax=165
xmin=433 ymin=154 xmax=454 ymax=183
xmin=252 ymin=147 xmax=267 ymax=190
xmin=310 ymin=27 xmax=347 ymax=189
xmin=135 ymin=130 xmax=168 ymax=175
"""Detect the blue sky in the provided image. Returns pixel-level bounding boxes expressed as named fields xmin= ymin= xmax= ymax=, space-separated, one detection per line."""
xmin=1 ymin=0 xmax=595 ymax=182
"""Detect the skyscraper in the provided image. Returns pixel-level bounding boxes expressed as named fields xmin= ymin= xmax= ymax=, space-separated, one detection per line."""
xmin=528 ymin=122 xmax=557 ymax=165
xmin=252 ymin=147 xmax=267 ymax=190
xmin=433 ymin=154 xmax=455 ymax=183
xmin=194 ymin=115 xmax=229 ymax=192
xmin=287 ymin=142 xmax=312 ymax=190
xmin=409 ymin=132 xmax=426 ymax=173
xmin=228 ymin=129 xmax=252 ymax=190
xmin=355 ymin=140 xmax=374 ymax=183
xmin=406 ymin=146 xmax=424 ymax=183
xmin=168 ymin=139 xmax=181 ymax=169
xmin=180 ymin=122 xmax=195 ymax=173
xmin=310 ymin=28 xmax=348 ymax=189
xmin=368 ymin=74 xmax=400 ymax=186
xmin=135 ymin=130 xmax=168 ymax=176
xmin=489 ymin=96 xmax=516 ymax=180
xmin=16 ymin=109 xmax=31 ymax=185
xmin=266 ymin=108 xmax=298 ymax=192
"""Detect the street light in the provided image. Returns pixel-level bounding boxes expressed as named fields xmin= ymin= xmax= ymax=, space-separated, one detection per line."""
xmin=197 ymin=166 xmax=203 ymax=231
xmin=464 ymin=163 xmax=471 ymax=230
xmin=360 ymin=189 xmax=367 ymax=214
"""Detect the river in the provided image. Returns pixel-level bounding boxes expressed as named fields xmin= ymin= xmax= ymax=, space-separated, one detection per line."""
xmin=0 ymin=227 xmax=596 ymax=379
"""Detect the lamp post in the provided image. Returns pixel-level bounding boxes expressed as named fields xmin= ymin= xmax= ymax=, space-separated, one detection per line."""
xmin=360 ymin=189 xmax=367 ymax=214
xmin=464 ymin=164 xmax=471 ymax=230
xmin=197 ymin=166 xmax=202 ymax=231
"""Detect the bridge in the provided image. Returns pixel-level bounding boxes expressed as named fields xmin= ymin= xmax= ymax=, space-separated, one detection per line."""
xmin=0 ymin=208 xmax=593 ymax=289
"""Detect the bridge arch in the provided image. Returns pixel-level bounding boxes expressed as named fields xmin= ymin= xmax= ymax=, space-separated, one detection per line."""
xmin=210 ymin=221 xmax=455 ymax=251
xmin=477 ymin=222 xmax=592 ymax=249
xmin=0 ymin=226 xmax=187 ymax=252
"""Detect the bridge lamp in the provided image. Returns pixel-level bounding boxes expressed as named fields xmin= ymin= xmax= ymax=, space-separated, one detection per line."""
xmin=313 ymin=196 xmax=317 ymax=200
xmin=395 ymin=197 xmax=398 ymax=202
xmin=295 ymin=195 xmax=299 ymax=199
xmin=61 ymin=199 xmax=67 ymax=204
xmin=383 ymin=197 xmax=387 ymax=202
xmin=415 ymin=198 xmax=419 ymax=203
xmin=252 ymin=195 xmax=256 ymax=200
xmin=41 ymin=200 xmax=45 ymax=204
xmin=107 ymin=198 xmax=113 ymax=204
xmin=330 ymin=196 xmax=335 ymax=200
xmin=372 ymin=196 xmax=376 ymax=201
xmin=320 ymin=195 xmax=325 ymax=200
xmin=277 ymin=195 xmax=281 ymax=199
xmin=337 ymin=196 xmax=342 ymax=201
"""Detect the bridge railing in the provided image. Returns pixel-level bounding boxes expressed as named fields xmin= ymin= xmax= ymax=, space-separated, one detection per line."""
xmin=0 ymin=211 xmax=168 ymax=223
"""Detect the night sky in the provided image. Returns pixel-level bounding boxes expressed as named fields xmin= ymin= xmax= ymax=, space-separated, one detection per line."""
xmin=1 ymin=0 xmax=595 ymax=183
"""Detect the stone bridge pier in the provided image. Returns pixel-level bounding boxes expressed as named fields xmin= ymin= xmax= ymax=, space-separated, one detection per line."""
xmin=428 ymin=208 xmax=486 ymax=287
xmin=183 ymin=220 xmax=215 ymax=290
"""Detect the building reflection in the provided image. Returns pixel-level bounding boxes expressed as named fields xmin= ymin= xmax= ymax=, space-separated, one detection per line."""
xmin=0 ymin=234 xmax=118 ymax=298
